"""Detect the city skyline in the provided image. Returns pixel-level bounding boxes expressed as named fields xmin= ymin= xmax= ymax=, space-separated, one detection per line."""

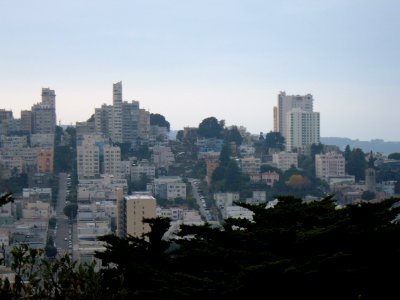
xmin=1 ymin=1 xmax=399 ymax=141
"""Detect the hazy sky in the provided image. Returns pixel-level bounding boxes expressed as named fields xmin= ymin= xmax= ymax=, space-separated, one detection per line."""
xmin=1 ymin=0 xmax=399 ymax=141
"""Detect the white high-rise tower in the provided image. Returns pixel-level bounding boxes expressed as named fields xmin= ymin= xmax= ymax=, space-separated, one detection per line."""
xmin=273 ymin=91 xmax=320 ymax=151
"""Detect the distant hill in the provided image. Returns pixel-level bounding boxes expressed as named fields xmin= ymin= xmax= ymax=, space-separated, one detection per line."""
xmin=321 ymin=137 xmax=400 ymax=155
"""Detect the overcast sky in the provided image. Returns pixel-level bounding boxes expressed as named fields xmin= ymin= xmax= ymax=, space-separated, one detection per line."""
xmin=1 ymin=0 xmax=399 ymax=141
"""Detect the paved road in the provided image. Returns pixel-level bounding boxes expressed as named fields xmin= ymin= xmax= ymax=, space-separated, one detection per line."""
xmin=54 ymin=173 xmax=73 ymax=259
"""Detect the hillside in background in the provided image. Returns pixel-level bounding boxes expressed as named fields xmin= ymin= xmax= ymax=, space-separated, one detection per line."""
xmin=321 ymin=137 xmax=400 ymax=155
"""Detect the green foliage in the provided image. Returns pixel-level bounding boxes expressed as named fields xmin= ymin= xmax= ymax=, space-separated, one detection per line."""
xmin=198 ymin=117 xmax=224 ymax=139
xmin=388 ymin=152 xmax=400 ymax=160
xmin=264 ymin=131 xmax=285 ymax=151
xmin=64 ymin=203 xmax=78 ymax=219
xmin=2 ymin=197 xmax=400 ymax=299
xmin=225 ymin=160 xmax=241 ymax=191
xmin=219 ymin=142 xmax=231 ymax=167
xmin=0 ymin=173 xmax=28 ymax=194
xmin=192 ymin=159 xmax=206 ymax=179
xmin=346 ymin=148 xmax=367 ymax=181
xmin=150 ymin=113 xmax=170 ymax=131
xmin=55 ymin=125 xmax=63 ymax=146
xmin=361 ymin=190 xmax=376 ymax=200
xmin=260 ymin=164 xmax=281 ymax=174
xmin=0 ymin=244 xmax=103 ymax=299
xmin=223 ymin=126 xmax=243 ymax=145
xmin=48 ymin=217 xmax=57 ymax=229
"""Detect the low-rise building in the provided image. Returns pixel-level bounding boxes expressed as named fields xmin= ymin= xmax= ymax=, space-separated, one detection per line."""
xmin=272 ymin=152 xmax=298 ymax=171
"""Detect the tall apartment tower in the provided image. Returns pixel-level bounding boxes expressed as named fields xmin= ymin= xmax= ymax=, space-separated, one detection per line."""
xmin=32 ymin=88 xmax=56 ymax=134
xmin=112 ymin=81 xmax=123 ymax=143
xmin=286 ymin=109 xmax=320 ymax=151
xmin=41 ymin=88 xmax=56 ymax=108
xmin=122 ymin=101 xmax=140 ymax=145
xmin=20 ymin=110 xmax=33 ymax=134
xmin=117 ymin=193 xmax=157 ymax=238
xmin=273 ymin=91 xmax=319 ymax=151
xmin=95 ymin=104 xmax=113 ymax=137
xmin=138 ymin=109 xmax=150 ymax=140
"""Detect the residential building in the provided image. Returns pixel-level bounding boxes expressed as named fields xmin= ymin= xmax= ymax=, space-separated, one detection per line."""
xmin=272 ymin=152 xmax=298 ymax=171
xmin=117 ymin=193 xmax=156 ymax=238
xmin=36 ymin=149 xmax=54 ymax=173
xmin=131 ymin=159 xmax=156 ymax=182
xmin=214 ymin=192 xmax=240 ymax=209
xmin=122 ymin=100 xmax=139 ymax=144
xmin=138 ymin=109 xmax=150 ymax=140
xmin=286 ymin=109 xmax=320 ymax=151
xmin=152 ymin=145 xmax=175 ymax=170
xmin=103 ymin=144 xmax=121 ymax=178
xmin=239 ymin=156 xmax=261 ymax=175
xmin=20 ymin=110 xmax=33 ymax=134
xmin=31 ymin=88 xmax=56 ymax=134
xmin=77 ymin=143 xmax=100 ymax=179
xmin=112 ymin=81 xmax=123 ymax=143
xmin=152 ymin=176 xmax=186 ymax=200
xmin=315 ymin=152 xmax=345 ymax=181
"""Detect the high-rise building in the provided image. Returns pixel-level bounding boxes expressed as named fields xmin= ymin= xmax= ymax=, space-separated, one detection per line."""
xmin=32 ymin=88 xmax=56 ymax=134
xmin=122 ymin=100 xmax=139 ymax=144
xmin=95 ymin=104 xmax=113 ymax=137
xmin=138 ymin=109 xmax=150 ymax=140
xmin=112 ymin=82 xmax=123 ymax=143
xmin=286 ymin=109 xmax=320 ymax=151
xmin=20 ymin=110 xmax=33 ymax=134
xmin=117 ymin=193 xmax=156 ymax=238
xmin=273 ymin=91 xmax=319 ymax=151
xmin=41 ymin=88 xmax=56 ymax=108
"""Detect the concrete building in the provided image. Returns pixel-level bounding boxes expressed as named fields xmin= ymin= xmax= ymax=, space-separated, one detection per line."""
xmin=77 ymin=143 xmax=100 ymax=179
xmin=117 ymin=193 xmax=157 ymax=238
xmin=95 ymin=104 xmax=113 ymax=137
xmin=153 ymin=176 xmax=187 ymax=200
xmin=131 ymin=159 xmax=156 ymax=182
xmin=273 ymin=92 xmax=320 ymax=151
xmin=250 ymin=171 xmax=280 ymax=187
xmin=214 ymin=192 xmax=240 ymax=209
xmin=274 ymin=92 xmax=313 ymax=139
xmin=315 ymin=152 xmax=345 ymax=181
xmin=30 ymin=133 xmax=54 ymax=148
xmin=78 ymin=175 xmax=128 ymax=202
xmin=20 ymin=110 xmax=33 ymax=134
xmin=138 ymin=109 xmax=150 ymax=140
xmin=286 ymin=109 xmax=320 ymax=151
xmin=122 ymin=100 xmax=139 ymax=145
xmin=152 ymin=145 xmax=175 ymax=171
xmin=239 ymin=156 xmax=261 ymax=175
xmin=272 ymin=152 xmax=298 ymax=171
xmin=31 ymin=88 xmax=56 ymax=134
xmin=103 ymin=144 xmax=121 ymax=178
xmin=112 ymin=82 xmax=123 ymax=143
xmin=36 ymin=149 xmax=54 ymax=173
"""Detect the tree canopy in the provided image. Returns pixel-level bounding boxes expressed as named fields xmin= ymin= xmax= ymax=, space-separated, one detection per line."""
xmin=1 ymin=195 xmax=400 ymax=299
xmin=198 ymin=117 xmax=224 ymax=139
xmin=150 ymin=113 xmax=170 ymax=131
